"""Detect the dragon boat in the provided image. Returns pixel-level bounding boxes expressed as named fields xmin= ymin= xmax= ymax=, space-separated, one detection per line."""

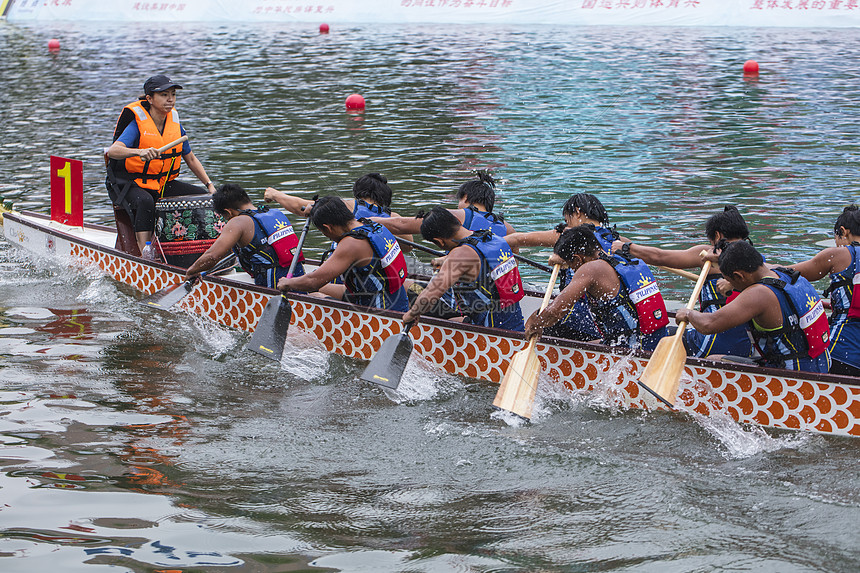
xmin=1 ymin=201 xmax=858 ymax=439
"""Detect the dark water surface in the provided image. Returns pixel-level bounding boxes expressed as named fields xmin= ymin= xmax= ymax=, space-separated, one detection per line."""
xmin=0 ymin=21 xmax=859 ymax=572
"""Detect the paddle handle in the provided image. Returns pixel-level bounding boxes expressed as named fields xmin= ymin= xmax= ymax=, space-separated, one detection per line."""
xmin=659 ymin=266 xmax=700 ymax=281
xmin=156 ymin=135 xmax=188 ymax=154
xmin=672 ymin=254 xmax=712 ymax=339
xmin=514 ymin=253 xmax=552 ymax=273
xmin=526 ymin=264 xmax=561 ymax=343
xmin=285 ymin=194 xmax=318 ymax=279
xmin=396 ymin=237 xmax=445 ymax=258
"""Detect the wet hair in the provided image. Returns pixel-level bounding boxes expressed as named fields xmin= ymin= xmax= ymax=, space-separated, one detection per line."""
xmin=308 ymin=195 xmax=354 ymax=229
xmin=553 ymin=225 xmax=601 ymax=261
xmin=456 ymin=170 xmax=496 ymax=212
xmin=705 ymin=205 xmax=750 ymax=242
xmin=420 ymin=206 xmax=462 ymax=243
xmin=834 ymin=204 xmax=860 ymax=237
xmin=718 ymin=240 xmax=764 ymax=277
xmin=212 ymin=183 xmax=251 ymax=215
xmin=352 ymin=173 xmax=393 ymax=208
xmin=561 ymin=193 xmax=609 ymax=226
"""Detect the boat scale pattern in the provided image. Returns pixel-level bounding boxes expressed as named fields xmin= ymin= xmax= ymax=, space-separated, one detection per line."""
xmin=4 ymin=216 xmax=857 ymax=438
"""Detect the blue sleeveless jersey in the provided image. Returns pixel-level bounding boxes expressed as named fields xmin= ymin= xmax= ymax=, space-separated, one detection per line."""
xmin=454 ymin=231 xmax=524 ymax=332
xmin=825 ymin=244 xmax=860 ymax=369
xmin=235 ymin=208 xmax=304 ymax=289
xmin=754 ymin=269 xmax=831 ymax=373
xmin=462 ymin=207 xmax=508 ymax=237
xmin=342 ymin=221 xmax=408 ymax=312
xmin=684 ymin=274 xmax=753 ymax=358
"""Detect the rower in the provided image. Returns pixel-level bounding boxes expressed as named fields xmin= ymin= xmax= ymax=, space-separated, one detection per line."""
xmin=785 ymin=204 xmax=860 ymax=376
xmin=675 ymin=241 xmax=831 ymax=374
xmin=370 ymin=170 xmax=515 ymax=240
xmin=525 ymin=225 xmax=669 ymax=351
xmin=277 ymin=196 xmax=409 ymax=312
xmin=505 ymin=193 xmax=626 ymax=341
xmin=185 ymin=184 xmax=304 ymax=288
xmin=402 ymin=207 xmax=525 ymax=332
xmin=612 ymin=205 xmax=754 ymax=359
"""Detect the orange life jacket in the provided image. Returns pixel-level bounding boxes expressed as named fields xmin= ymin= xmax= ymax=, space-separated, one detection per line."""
xmin=119 ymin=101 xmax=183 ymax=193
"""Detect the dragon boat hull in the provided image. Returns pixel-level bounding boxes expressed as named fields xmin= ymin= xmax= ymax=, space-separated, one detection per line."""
xmin=2 ymin=208 xmax=858 ymax=438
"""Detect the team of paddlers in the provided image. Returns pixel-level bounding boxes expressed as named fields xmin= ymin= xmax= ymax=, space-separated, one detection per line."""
xmin=106 ymin=75 xmax=860 ymax=378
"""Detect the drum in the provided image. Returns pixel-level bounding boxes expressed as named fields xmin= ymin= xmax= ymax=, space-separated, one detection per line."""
xmin=154 ymin=194 xmax=225 ymax=268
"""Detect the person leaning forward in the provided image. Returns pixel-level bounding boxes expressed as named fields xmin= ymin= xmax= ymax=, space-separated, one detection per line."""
xmin=105 ymin=74 xmax=217 ymax=254
xmin=675 ymin=240 xmax=831 ymax=374
xmin=276 ymin=196 xmax=409 ymax=312
xmin=403 ymin=207 xmax=525 ymax=332
xmin=185 ymin=184 xmax=305 ymax=289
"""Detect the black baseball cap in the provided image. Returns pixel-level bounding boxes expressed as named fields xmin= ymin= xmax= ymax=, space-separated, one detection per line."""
xmin=143 ymin=74 xmax=183 ymax=95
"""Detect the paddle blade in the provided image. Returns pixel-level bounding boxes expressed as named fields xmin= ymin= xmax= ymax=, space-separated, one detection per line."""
xmin=246 ymin=296 xmax=292 ymax=361
xmin=493 ymin=344 xmax=541 ymax=419
xmin=360 ymin=330 xmax=414 ymax=389
xmin=637 ymin=334 xmax=687 ymax=407
xmin=139 ymin=281 xmax=193 ymax=311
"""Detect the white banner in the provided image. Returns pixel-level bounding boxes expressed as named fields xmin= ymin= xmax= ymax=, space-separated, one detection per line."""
xmin=7 ymin=0 xmax=860 ymax=27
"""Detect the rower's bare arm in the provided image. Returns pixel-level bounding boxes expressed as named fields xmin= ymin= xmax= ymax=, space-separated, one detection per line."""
xmin=524 ymin=272 xmax=589 ymax=338
xmin=388 ymin=211 xmax=414 ymax=245
xmin=404 ymin=248 xmax=477 ymax=322
xmin=505 ymin=229 xmax=558 ymax=249
xmin=681 ymin=288 xmax=767 ymax=335
xmin=185 ymin=219 xmax=247 ymax=278
xmin=280 ymin=239 xmax=359 ymax=292
xmin=263 ymin=187 xmax=314 ymax=216
xmin=371 ymin=216 xmax=422 ymax=235
xmin=616 ymin=241 xmax=711 ymax=269
xmin=788 ymin=247 xmax=847 ymax=282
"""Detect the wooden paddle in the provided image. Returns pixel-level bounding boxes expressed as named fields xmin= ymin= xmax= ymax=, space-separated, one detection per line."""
xmin=638 ymin=252 xmax=711 ymax=407
xmin=139 ymin=253 xmax=235 ymax=310
xmin=157 ymin=135 xmax=188 ymax=154
xmin=360 ymin=321 xmax=416 ymax=389
xmin=493 ymin=264 xmax=561 ymax=419
xmin=658 ymin=266 xmax=699 ymax=281
xmin=246 ymin=196 xmax=317 ymax=361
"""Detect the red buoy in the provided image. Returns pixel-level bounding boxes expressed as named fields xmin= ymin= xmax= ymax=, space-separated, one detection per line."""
xmin=47 ymin=38 xmax=61 ymax=51
xmin=319 ymin=23 xmax=330 ymax=34
xmin=743 ymin=60 xmax=759 ymax=75
xmin=345 ymin=94 xmax=365 ymax=111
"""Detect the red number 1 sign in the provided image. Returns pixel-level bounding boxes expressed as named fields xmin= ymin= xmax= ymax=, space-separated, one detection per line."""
xmin=50 ymin=156 xmax=83 ymax=227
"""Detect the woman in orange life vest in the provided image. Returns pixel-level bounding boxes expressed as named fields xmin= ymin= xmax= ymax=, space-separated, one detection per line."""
xmin=106 ymin=74 xmax=217 ymax=254
xmin=784 ymin=204 xmax=860 ymax=376
xmin=675 ymin=240 xmax=831 ymax=374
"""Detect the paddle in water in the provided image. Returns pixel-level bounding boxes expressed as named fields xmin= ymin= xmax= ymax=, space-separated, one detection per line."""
xmin=360 ymin=321 xmax=416 ymax=389
xmin=493 ymin=264 xmax=561 ymax=419
xmin=139 ymin=253 xmax=235 ymax=311
xmin=246 ymin=195 xmax=317 ymax=361
xmin=638 ymin=251 xmax=712 ymax=407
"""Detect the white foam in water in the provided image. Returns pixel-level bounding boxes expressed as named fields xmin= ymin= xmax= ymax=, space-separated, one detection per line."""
xmin=185 ymin=311 xmax=242 ymax=358
xmin=382 ymin=355 xmax=463 ymax=404
xmin=680 ymin=380 xmax=812 ymax=459
xmin=278 ymin=332 xmax=331 ymax=379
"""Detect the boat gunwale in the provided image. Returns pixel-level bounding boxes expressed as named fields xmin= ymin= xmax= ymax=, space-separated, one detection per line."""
xmin=5 ymin=208 xmax=859 ymax=389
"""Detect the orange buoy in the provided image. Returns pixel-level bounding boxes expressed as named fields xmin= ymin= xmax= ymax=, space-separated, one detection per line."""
xmin=48 ymin=38 xmax=61 ymax=51
xmin=320 ymin=23 xmax=330 ymax=34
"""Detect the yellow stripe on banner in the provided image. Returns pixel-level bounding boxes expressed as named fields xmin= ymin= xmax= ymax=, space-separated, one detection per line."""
xmin=0 ymin=0 xmax=12 ymax=18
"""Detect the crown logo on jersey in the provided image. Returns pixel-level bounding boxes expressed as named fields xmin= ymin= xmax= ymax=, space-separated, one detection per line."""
xmin=498 ymin=252 xmax=511 ymax=264
xmin=805 ymin=293 xmax=818 ymax=311
xmin=637 ymin=275 xmax=653 ymax=289
xmin=274 ymin=220 xmax=288 ymax=230
xmin=385 ymin=238 xmax=396 ymax=251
